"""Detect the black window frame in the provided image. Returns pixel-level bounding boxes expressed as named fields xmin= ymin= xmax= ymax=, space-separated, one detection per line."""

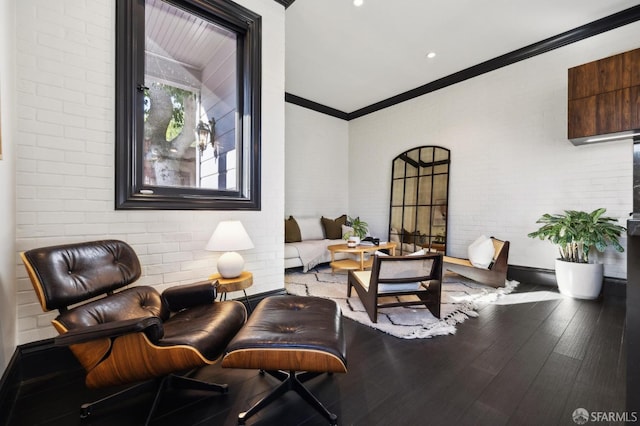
xmin=115 ymin=0 xmax=261 ymax=210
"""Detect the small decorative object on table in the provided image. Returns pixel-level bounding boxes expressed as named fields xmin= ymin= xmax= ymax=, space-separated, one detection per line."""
xmin=361 ymin=236 xmax=380 ymax=246
xmin=343 ymin=216 xmax=369 ymax=247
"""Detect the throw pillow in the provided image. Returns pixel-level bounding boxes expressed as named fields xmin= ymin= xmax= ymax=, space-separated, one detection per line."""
xmin=408 ymin=249 xmax=426 ymax=256
xmin=296 ymin=217 xmax=325 ymax=241
xmin=321 ymin=215 xmax=347 ymax=239
xmin=468 ymin=235 xmax=495 ymax=269
xmin=389 ymin=227 xmax=401 ymax=243
xmin=284 ymin=216 xmax=301 ymax=243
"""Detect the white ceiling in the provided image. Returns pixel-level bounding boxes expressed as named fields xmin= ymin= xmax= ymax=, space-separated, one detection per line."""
xmin=285 ymin=0 xmax=640 ymax=114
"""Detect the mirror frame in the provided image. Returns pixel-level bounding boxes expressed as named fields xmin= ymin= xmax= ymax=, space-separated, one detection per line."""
xmin=115 ymin=0 xmax=262 ymax=210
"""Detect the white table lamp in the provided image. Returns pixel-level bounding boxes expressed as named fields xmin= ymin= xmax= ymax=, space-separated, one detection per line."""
xmin=206 ymin=220 xmax=254 ymax=278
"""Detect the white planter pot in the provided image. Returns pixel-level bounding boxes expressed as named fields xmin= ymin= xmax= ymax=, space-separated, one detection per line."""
xmin=554 ymin=259 xmax=604 ymax=300
xmin=347 ymin=236 xmax=360 ymax=247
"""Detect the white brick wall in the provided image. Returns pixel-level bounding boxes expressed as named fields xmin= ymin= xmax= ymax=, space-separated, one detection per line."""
xmin=14 ymin=0 xmax=285 ymax=344
xmin=285 ymin=103 xmax=349 ymax=218
xmin=0 ymin=0 xmax=17 ymax=371
xmin=348 ymin=22 xmax=640 ymax=279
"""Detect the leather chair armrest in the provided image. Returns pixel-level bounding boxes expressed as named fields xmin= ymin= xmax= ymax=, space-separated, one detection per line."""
xmin=54 ymin=316 xmax=164 ymax=346
xmin=162 ymin=280 xmax=218 ymax=312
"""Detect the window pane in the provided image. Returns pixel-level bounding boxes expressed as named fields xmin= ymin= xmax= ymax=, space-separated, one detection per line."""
xmin=144 ymin=0 xmax=238 ymax=190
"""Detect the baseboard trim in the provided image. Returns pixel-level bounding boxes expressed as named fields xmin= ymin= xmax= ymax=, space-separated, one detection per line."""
xmin=507 ymin=264 xmax=626 ymax=298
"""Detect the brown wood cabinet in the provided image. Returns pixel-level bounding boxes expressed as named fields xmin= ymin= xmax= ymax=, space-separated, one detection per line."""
xmin=568 ymin=47 xmax=640 ymax=143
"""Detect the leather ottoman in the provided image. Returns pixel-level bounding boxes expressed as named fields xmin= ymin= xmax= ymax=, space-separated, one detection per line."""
xmin=222 ymin=295 xmax=347 ymax=425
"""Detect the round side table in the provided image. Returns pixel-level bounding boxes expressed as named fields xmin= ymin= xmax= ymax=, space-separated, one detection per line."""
xmin=209 ymin=271 xmax=253 ymax=313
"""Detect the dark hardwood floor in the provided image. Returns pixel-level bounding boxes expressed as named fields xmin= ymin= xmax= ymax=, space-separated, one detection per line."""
xmin=4 ymin=281 xmax=626 ymax=426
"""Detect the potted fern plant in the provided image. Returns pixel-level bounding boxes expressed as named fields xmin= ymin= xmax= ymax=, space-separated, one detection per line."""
xmin=527 ymin=208 xmax=625 ymax=299
xmin=343 ymin=216 xmax=368 ymax=247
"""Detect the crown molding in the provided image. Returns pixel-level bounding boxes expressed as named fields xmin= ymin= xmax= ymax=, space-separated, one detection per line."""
xmin=285 ymin=93 xmax=349 ymax=120
xmin=274 ymin=0 xmax=295 ymax=8
xmin=285 ymin=4 xmax=640 ymax=121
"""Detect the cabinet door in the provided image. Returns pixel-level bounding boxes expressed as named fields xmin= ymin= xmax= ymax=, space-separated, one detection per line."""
xmin=596 ymin=88 xmax=632 ymax=135
xmin=597 ymin=53 xmax=628 ymax=93
xmin=569 ymin=61 xmax=598 ymax=100
xmin=568 ymin=96 xmax=596 ymax=139
xmin=632 ymin=86 xmax=640 ymax=130
xmin=627 ymin=49 xmax=640 ymax=87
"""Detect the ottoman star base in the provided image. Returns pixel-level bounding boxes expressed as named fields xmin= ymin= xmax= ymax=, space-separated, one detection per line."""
xmin=222 ymin=295 xmax=347 ymax=425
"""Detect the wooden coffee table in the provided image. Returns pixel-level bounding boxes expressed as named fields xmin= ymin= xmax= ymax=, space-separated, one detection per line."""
xmin=327 ymin=242 xmax=397 ymax=273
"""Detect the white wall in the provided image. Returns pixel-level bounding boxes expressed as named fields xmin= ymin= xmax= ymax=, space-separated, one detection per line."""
xmin=348 ymin=22 xmax=640 ymax=279
xmin=285 ymin=103 xmax=349 ymax=218
xmin=0 ymin=0 xmax=17 ymax=371
xmin=14 ymin=0 xmax=285 ymax=344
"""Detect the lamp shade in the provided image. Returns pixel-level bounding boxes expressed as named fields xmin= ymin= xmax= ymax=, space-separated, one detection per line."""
xmin=206 ymin=220 xmax=254 ymax=252
xmin=206 ymin=221 xmax=254 ymax=278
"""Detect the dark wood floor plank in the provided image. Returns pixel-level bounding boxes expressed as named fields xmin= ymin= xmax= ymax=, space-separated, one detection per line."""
xmin=416 ymin=364 xmax=497 ymax=426
xmin=552 ymin=299 xmax=603 ymax=360
xmin=560 ymin=299 xmax=627 ymax=422
xmin=471 ymin=327 xmax=561 ymax=419
xmin=469 ymin=319 xmax=541 ymax=376
xmin=507 ymin=352 xmax=582 ymax=425
xmin=458 ymin=399 xmax=510 ymax=426
xmin=534 ymin=295 xmax=582 ymax=339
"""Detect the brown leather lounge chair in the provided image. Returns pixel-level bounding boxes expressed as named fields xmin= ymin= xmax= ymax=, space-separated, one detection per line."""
xmin=347 ymin=253 xmax=443 ymax=323
xmin=21 ymin=239 xmax=247 ymax=425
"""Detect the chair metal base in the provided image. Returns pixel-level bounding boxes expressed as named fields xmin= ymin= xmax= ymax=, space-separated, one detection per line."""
xmin=238 ymin=370 xmax=337 ymax=425
xmin=80 ymin=374 xmax=228 ymax=425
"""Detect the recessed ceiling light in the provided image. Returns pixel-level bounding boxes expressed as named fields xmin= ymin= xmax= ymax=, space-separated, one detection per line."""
xmin=353 ymin=0 xmax=364 ymax=6
xmin=426 ymin=52 xmax=436 ymax=59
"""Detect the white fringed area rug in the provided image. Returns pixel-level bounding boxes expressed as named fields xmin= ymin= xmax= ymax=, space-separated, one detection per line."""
xmin=285 ymin=266 xmax=519 ymax=339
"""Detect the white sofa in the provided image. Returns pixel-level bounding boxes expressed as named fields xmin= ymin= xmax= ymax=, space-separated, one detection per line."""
xmin=284 ymin=215 xmax=350 ymax=271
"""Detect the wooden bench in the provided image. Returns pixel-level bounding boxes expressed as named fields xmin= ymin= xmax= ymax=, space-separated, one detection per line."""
xmin=443 ymin=237 xmax=510 ymax=288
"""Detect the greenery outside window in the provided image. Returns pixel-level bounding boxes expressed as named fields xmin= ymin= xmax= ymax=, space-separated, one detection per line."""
xmin=115 ymin=0 xmax=261 ymax=210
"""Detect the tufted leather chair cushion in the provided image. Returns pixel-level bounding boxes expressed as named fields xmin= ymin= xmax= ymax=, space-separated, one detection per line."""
xmin=22 ymin=240 xmax=141 ymax=311
xmin=162 ymin=302 xmax=248 ymax=360
xmin=55 ymin=286 xmax=169 ymax=336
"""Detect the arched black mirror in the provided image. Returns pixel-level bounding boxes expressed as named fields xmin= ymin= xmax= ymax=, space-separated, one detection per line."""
xmin=389 ymin=146 xmax=450 ymax=255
